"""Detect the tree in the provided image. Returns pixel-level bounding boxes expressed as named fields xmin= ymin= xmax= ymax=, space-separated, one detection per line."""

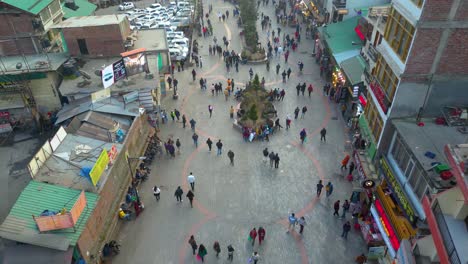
xmin=239 ymin=0 xmax=258 ymax=51
xmin=247 ymin=104 xmax=258 ymax=122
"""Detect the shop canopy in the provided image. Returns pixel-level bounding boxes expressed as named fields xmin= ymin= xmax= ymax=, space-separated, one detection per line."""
xmin=340 ymin=55 xmax=368 ymax=85
xmin=318 ymin=14 xmax=367 ymax=64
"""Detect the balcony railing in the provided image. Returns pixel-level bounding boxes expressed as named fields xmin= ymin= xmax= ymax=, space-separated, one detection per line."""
xmin=433 ymin=201 xmax=461 ymax=264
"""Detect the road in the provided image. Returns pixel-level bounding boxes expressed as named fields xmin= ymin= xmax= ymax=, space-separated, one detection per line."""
xmin=112 ymin=0 xmax=367 ymax=263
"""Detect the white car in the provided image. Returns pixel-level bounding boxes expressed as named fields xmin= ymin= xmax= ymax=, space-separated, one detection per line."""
xmin=167 ymin=31 xmax=185 ymax=39
xmin=119 ymin=2 xmax=135 ymax=11
xmin=168 ymin=43 xmax=188 ymax=54
xmin=170 ymin=17 xmax=190 ymax=27
xmin=170 ymin=38 xmax=189 ymax=49
xmin=169 ymin=48 xmax=187 ymax=61
xmin=140 ymin=22 xmax=156 ymax=30
xmin=157 ymin=21 xmax=172 ymax=28
xmin=149 ymin=3 xmax=161 ymax=9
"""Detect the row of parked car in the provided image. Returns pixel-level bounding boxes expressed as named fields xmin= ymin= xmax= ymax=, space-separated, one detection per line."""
xmin=120 ymin=1 xmax=193 ymax=30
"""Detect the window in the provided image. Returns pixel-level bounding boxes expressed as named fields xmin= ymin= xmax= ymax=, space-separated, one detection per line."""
xmin=373 ymin=56 xmax=399 ymax=102
xmin=364 ymin=100 xmax=383 ymax=142
xmin=384 ymin=7 xmax=415 ymax=61
xmin=49 ymin=0 xmax=61 ymax=16
xmin=410 ymin=0 xmax=423 ymax=8
xmin=40 ymin=8 xmax=51 ymax=23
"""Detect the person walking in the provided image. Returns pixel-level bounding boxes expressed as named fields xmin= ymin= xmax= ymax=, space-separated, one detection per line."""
xmin=274 ymin=153 xmax=280 ymax=168
xmin=182 ymin=114 xmax=187 ymax=128
xmin=153 ymin=185 xmax=161 ymax=201
xmin=190 ymin=118 xmax=196 ymax=131
xmin=298 ymin=216 xmax=306 ymax=234
xmin=333 ymin=200 xmax=341 ymax=216
xmin=175 ymin=109 xmax=180 ymax=121
xmin=186 ymin=190 xmax=195 ymax=208
xmin=191 ymin=69 xmax=197 ymax=81
xmin=176 ymin=138 xmax=181 ymax=154
xmin=300 ymin=128 xmax=307 ymax=144
xmin=230 ymin=105 xmax=235 ymax=118
xmin=249 ymin=228 xmax=257 ymax=246
xmin=208 ymin=105 xmax=214 ymax=117
xmin=282 ymin=70 xmax=287 ymax=82
xmin=197 ymin=244 xmax=207 ymax=262
xmin=287 ymin=213 xmax=297 ymax=232
xmin=170 ymin=111 xmax=176 ymax=121
xmin=349 ymin=161 xmax=355 ymax=175
xmin=269 ymin=151 xmax=275 ymax=168
xmin=206 ymin=138 xmax=213 ymax=152
xmin=251 ymin=252 xmax=260 ymax=264
xmin=301 ymin=106 xmax=308 ymax=119
xmin=341 ymin=199 xmax=350 ymax=219
xmin=227 ymin=245 xmax=235 ymax=261
xmin=316 ymin=180 xmax=324 ymax=196
xmin=294 ymin=107 xmax=300 ymax=119
xmin=187 ymin=172 xmax=195 ymax=191
xmin=213 ymin=241 xmax=221 ymax=258
xmin=320 ymin=127 xmax=327 ymax=142
xmin=286 ymin=115 xmax=291 ymax=129
xmin=341 ymin=155 xmax=350 ymax=170
xmin=258 ymin=227 xmax=266 ymax=245
xmin=216 ymin=140 xmax=223 ymax=156
xmin=227 ymin=150 xmax=235 ymax=166
xmin=287 ymin=67 xmax=292 ymax=79
xmin=276 ymin=63 xmax=280 ymax=75
xmin=307 ymin=84 xmax=313 ymax=97
xmin=341 ymin=221 xmax=351 ymax=239
xmin=192 ymin=132 xmax=199 ymax=148
xmin=188 ymin=235 xmax=198 ymax=255
xmin=262 ymin=147 xmax=269 ymax=163
xmin=174 ymin=186 xmax=183 ymax=202
xmin=325 ymin=182 xmax=333 ymax=198
xmin=173 ymin=78 xmax=178 ymax=89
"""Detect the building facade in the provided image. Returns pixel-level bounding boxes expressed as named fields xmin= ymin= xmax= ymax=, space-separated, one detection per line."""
xmin=0 ymin=0 xmax=65 ymax=56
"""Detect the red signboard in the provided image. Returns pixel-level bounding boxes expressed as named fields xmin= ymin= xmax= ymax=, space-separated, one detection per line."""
xmin=108 ymin=145 xmax=118 ymax=165
xmin=370 ymin=81 xmax=388 ymax=113
xmin=375 ymin=199 xmax=400 ymax=251
xmin=354 ymin=25 xmax=366 ymax=41
xmin=70 ymin=191 xmax=87 ymax=224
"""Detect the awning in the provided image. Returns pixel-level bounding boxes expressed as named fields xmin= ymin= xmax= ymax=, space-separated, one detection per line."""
xmin=340 ymin=55 xmax=367 ymax=85
xmin=371 ymin=204 xmax=397 ymax=258
xmin=354 ymin=25 xmax=365 ymax=41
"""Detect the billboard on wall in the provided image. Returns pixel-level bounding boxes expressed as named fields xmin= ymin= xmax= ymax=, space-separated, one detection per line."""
xmin=89 ymin=149 xmax=109 ymax=186
xmin=121 ymin=48 xmax=148 ymax=76
xmin=101 ymin=64 xmax=114 ymax=89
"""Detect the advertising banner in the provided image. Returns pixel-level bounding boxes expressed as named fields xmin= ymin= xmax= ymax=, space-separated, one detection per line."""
xmin=89 ymin=149 xmax=109 ymax=186
xmin=70 ymin=191 xmax=87 ymax=224
xmin=113 ymin=59 xmax=127 ymax=82
xmin=121 ymin=48 xmax=148 ymax=76
xmin=101 ymin=64 xmax=114 ymax=89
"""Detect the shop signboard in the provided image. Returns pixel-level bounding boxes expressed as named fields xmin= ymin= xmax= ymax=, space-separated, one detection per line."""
xmin=374 ymin=200 xmax=400 ymax=253
xmin=370 ymin=80 xmax=388 ymax=114
xmin=358 ymin=115 xmax=376 ymax=159
xmin=101 ymin=64 xmax=114 ymax=89
xmin=354 ymin=150 xmax=367 ymax=180
xmin=113 ymin=59 xmax=127 ymax=82
xmin=368 ymin=246 xmax=386 ymax=259
xmin=107 ymin=145 xmax=118 ymax=165
xmin=89 ymin=149 xmax=109 ymax=186
xmin=380 ymin=157 xmax=416 ymax=223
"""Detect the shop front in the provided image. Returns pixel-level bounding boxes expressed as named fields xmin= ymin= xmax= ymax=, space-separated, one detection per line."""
xmin=356 ymin=114 xmax=377 ymax=159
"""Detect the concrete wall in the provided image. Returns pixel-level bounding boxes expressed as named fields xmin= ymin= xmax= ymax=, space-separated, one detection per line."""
xmin=62 ymin=23 xmax=126 ymax=57
xmin=29 ymin=72 xmax=62 ymax=113
xmin=415 ymin=234 xmax=439 ymax=262
xmin=437 ymin=187 xmax=463 ymax=217
xmin=77 ymin=115 xmax=153 ymax=263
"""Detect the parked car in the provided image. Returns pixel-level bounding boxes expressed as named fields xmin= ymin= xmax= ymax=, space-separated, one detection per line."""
xmin=119 ymin=2 xmax=134 ymax=11
xmin=149 ymin=3 xmax=161 ymax=9
xmin=169 ymin=48 xmax=187 ymax=61
xmin=177 ymin=1 xmax=191 ymax=9
xmin=166 ymin=31 xmax=185 ymax=39
xmin=175 ymin=10 xmax=192 ymax=17
xmin=140 ymin=22 xmax=156 ymax=30
xmin=170 ymin=17 xmax=190 ymax=27
xmin=170 ymin=38 xmax=189 ymax=49
xmin=157 ymin=21 xmax=172 ymax=28
xmin=168 ymin=43 xmax=188 ymax=54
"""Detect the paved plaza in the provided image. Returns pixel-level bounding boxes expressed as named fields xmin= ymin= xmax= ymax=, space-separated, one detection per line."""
xmin=113 ymin=0 xmax=367 ymax=263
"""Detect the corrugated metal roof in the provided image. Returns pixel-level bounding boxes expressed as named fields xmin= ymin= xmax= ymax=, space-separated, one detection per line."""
xmin=340 ymin=55 xmax=367 ymax=85
xmin=62 ymin=0 xmax=97 ymax=19
xmin=52 ymin=14 xmax=126 ymax=28
xmin=1 ymin=0 xmax=54 ymax=15
xmin=0 ymin=181 xmax=98 ymax=250
xmin=73 ymin=111 xmax=130 ymax=142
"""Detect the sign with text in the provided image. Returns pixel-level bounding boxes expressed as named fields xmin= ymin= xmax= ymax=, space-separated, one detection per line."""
xmin=70 ymin=191 xmax=87 ymax=224
xmin=107 ymin=145 xmax=118 ymax=165
xmin=370 ymin=80 xmax=388 ymax=114
xmin=380 ymin=158 xmax=416 ymax=223
xmin=113 ymin=59 xmax=127 ymax=82
xmin=89 ymin=149 xmax=109 ymax=186
xmin=101 ymin=64 xmax=114 ymax=89
xmin=91 ymin=88 xmax=111 ymax=103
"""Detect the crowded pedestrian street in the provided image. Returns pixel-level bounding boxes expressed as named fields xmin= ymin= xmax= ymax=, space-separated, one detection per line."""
xmin=113 ymin=0 xmax=368 ymax=263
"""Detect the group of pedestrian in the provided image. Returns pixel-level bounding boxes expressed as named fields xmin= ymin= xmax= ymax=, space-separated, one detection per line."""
xmin=263 ymin=148 xmax=280 ymax=169
xmin=188 ymin=235 xmax=235 ymax=262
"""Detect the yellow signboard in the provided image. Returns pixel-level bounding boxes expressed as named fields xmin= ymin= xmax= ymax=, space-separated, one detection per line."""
xmin=90 ymin=149 xmax=109 ymax=186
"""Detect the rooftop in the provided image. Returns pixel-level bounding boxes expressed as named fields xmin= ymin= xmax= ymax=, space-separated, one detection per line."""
xmin=133 ymin=29 xmax=169 ymax=52
xmin=340 ymin=55 xmax=367 ymax=85
xmin=59 ymin=56 xmax=159 ymax=98
xmin=32 ymin=130 xmax=123 ymax=192
xmin=0 ymin=53 xmax=69 ymax=74
xmin=393 ymin=118 xmax=467 ymax=189
xmin=62 ymin=0 xmax=97 ymax=19
xmin=52 ymin=14 xmax=126 ymax=28
xmin=0 ymin=181 xmax=98 ymax=250
xmin=0 ymin=0 xmax=53 ymax=15
xmin=318 ymin=14 xmax=366 ymax=63
xmin=442 ymin=213 xmax=468 ymax=264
